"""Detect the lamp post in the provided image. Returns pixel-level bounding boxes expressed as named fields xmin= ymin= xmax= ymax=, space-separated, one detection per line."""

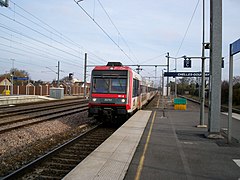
xmin=162 ymin=69 xmax=166 ymax=96
xmin=84 ymin=53 xmax=87 ymax=98
xmin=198 ymin=0 xmax=207 ymax=128
xmin=45 ymin=61 xmax=60 ymax=87
xmin=161 ymin=68 xmax=166 ymax=110
xmin=10 ymin=59 xmax=15 ymax=95
xmin=166 ymin=52 xmax=169 ymax=97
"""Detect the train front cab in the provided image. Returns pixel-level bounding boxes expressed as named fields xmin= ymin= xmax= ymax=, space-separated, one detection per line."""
xmin=88 ymin=67 xmax=130 ymax=120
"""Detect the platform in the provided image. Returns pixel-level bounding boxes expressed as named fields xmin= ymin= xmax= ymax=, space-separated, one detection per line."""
xmin=64 ymin=96 xmax=240 ymax=180
xmin=0 ymin=95 xmax=55 ymax=105
xmin=63 ymin=110 xmax=152 ymax=180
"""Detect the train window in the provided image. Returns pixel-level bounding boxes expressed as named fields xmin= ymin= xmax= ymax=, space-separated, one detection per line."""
xmin=141 ymin=85 xmax=147 ymax=94
xmin=110 ymin=79 xmax=127 ymax=93
xmin=133 ymin=79 xmax=139 ymax=97
xmin=92 ymin=78 xmax=127 ymax=94
xmin=92 ymin=78 xmax=109 ymax=93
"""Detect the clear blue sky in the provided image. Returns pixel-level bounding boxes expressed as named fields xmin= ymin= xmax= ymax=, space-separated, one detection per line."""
xmin=0 ymin=0 xmax=239 ymax=83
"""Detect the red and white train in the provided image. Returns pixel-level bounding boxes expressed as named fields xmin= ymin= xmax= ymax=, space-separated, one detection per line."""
xmin=88 ymin=62 xmax=157 ymax=122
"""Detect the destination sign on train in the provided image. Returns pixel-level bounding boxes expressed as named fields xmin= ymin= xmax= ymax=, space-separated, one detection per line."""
xmin=164 ymin=72 xmax=210 ymax=77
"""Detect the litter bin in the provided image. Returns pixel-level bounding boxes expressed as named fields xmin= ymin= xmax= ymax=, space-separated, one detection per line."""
xmin=2 ymin=90 xmax=10 ymax=95
xmin=174 ymin=98 xmax=187 ymax=110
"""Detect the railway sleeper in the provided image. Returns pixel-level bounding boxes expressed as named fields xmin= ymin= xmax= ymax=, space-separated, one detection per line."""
xmin=35 ymin=175 xmax=62 ymax=180
xmin=63 ymin=149 xmax=94 ymax=155
xmin=51 ymin=157 xmax=80 ymax=164
xmin=45 ymin=162 xmax=76 ymax=169
xmin=74 ymin=143 xmax=99 ymax=148
xmin=69 ymin=146 xmax=98 ymax=151
xmin=37 ymin=168 xmax=70 ymax=176
xmin=57 ymin=153 xmax=88 ymax=159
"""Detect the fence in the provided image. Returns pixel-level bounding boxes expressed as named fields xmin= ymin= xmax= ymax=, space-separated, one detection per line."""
xmin=0 ymin=84 xmax=90 ymax=96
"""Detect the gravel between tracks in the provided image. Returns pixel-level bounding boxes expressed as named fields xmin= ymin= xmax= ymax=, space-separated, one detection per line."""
xmin=0 ymin=111 xmax=96 ymax=177
xmin=0 ymin=95 xmax=160 ymax=177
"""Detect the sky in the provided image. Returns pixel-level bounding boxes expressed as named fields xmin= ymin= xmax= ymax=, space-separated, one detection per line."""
xmin=0 ymin=0 xmax=240 ymax=84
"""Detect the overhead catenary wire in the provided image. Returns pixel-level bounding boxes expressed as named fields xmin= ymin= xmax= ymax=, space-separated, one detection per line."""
xmin=3 ymin=1 xmax=108 ymax=65
xmin=0 ymin=12 xmax=83 ymax=56
xmin=140 ymin=52 xmax=167 ymax=64
xmin=0 ymin=57 xmax=84 ymax=78
xmin=0 ymin=27 xmax=104 ymax=67
xmin=0 ymin=23 xmax=82 ymax=60
xmin=0 ymin=35 xmax=83 ymax=67
xmin=0 ymin=1 xmax=110 ymax=81
xmin=175 ymin=0 xmax=200 ymax=57
xmin=74 ymin=0 xmax=136 ymax=65
xmin=0 ymin=0 xmax=132 ymax=80
xmin=10 ymin=0 xmax=106 ymax=63
xmin=96 ymin=0 xmax=139 ymax=63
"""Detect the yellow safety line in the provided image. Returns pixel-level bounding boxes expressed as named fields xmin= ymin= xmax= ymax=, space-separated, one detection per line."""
xmin=134 ymin=111 xmax=156 ymax=180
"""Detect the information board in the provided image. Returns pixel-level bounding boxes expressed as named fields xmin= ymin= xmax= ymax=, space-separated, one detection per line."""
xmin=13 ymin=77 xmax=29 ymax=81
xmin=231 ymin=38 xmax=240 ymax=56
xmin=164 ymin=72 xmax=210 ymax=77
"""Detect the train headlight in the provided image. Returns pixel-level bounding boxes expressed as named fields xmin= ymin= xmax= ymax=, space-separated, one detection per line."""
xmin=121 ymin=99 xmax=126 ymax=103
xmin=92 ymin=98 xmax=97 ymax=102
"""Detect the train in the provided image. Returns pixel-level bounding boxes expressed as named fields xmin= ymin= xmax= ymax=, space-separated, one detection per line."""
xmin=88 ymin=62 xmax=157 ymax=122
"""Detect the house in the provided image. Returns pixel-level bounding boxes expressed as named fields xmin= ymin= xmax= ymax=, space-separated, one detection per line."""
xmin=0 ymin=77 xmax=12 ymax=94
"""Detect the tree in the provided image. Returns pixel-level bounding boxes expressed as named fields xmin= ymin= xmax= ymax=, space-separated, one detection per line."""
xmin=177 ymin=77 xmax=197 ymax=95
xmin=233 ymin=82 xmax=240 ymax=105
xmin=60 ymin=76 xmax=70 ymax=83
xmin=233 ymin=76 xmax=240 ymax=85
xmin=221 ymin=80 xmax=229 ymax=104
xmin=0 ymin=68 xmax=30 ymax=85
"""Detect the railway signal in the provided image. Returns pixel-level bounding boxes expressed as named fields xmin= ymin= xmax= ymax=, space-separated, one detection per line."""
xmin=0 ymin=0 xmax=8 ymax=7
xmin=69 ymin=73 xmax=74 ymax=80
xmin=183 ymin=57 xmax=192 ymax=68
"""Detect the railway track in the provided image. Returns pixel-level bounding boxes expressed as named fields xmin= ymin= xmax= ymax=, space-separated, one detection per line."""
xmin=179 ymin=95 xmax=240 ymax=114
xmin=0 ymin=99 xmax=89 ymax=133
xmin=2 ymin=124 xmax=117 ymax=180
xmin=0 ymin=98 xmax=88 ymax=115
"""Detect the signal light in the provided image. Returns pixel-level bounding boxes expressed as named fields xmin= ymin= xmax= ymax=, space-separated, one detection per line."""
xmin=184 ymin=58 xmax=191 ymax=68
xmin=69 ymin=73 xmax=73 ymax=80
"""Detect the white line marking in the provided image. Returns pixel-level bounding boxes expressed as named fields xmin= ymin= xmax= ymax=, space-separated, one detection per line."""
xmin=222 ymin=112 xmax=240 ymax=121
xmin=233 ymin=159 xmax=240 ymax=167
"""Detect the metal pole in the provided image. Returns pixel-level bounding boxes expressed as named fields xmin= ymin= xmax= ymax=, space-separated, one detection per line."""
xmin=57 ymin=61 xmax=60 ymax=87
xmin=11 ymin=59 xmax=14 ymax=95
xmin=159 ymin=74 xmax=161 ymax=94
xmin=167 ymin=52 xmax=169 ymax=97
xmin=155 ymin=66 xmax=157 ymax=87
xmin=174 ymin=58 xmax=177 ymax=97
xmin=209 ymin=0 xmax=222 ymax=135
xmin=228 ymin=45 xmax=233 ymax=143
xmin=162 ymin=70 xmax=164 ymax=97
xmin=199 ymin=0 xmax=207 ymax=127
xmin=84 ymin=53 xmax=87 ymax=98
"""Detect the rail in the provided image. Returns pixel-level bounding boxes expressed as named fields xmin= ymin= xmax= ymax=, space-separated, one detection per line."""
xmin=2 ymin=124 xmax=117 ymax=180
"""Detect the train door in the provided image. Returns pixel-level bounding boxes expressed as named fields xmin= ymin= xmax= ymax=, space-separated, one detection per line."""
xmin=133 ymin=78 xmax=140 ymax=110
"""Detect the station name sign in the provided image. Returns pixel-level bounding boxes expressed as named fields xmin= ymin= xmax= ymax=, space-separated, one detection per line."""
xmin=164 ymin=72 xmax=210 ymax=77
xmin=13 ymin=77 xmax=29 ymax=81
xmin=231 ymin=38 xmax=240 ymax=56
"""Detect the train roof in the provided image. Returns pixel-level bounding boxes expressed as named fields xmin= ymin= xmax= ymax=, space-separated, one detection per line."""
xmin=92 ymin=62 xmax=142 ymax=80
xmin=93 ymin=64 xmax=132 ymax=71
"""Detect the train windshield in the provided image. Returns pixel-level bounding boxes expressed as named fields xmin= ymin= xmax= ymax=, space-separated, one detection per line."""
xmin=92 ymin=78 xmax=127 ymax=94
xmin=91 ymin=70 xmax=128 ymax=94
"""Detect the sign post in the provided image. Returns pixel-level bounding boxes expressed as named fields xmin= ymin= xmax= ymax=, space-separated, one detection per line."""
xmin=228 ymin=38 xmax=240 ymax=143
